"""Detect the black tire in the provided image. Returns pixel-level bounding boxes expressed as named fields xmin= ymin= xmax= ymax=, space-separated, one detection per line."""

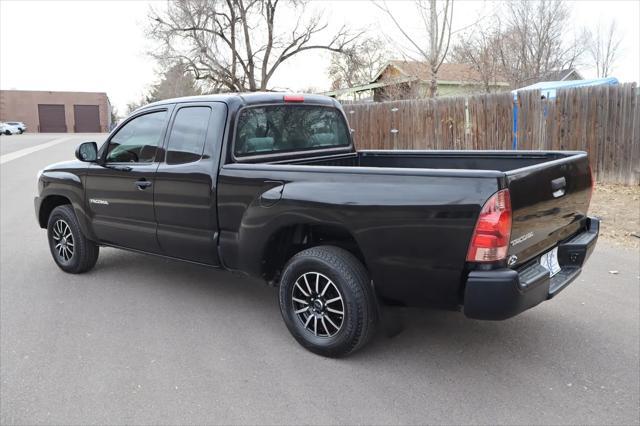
xmin=47 ymin=205 xmax=99 ymax=273
xmin=18 ymin=129 xmax=24 ymax=134
xmin=4 ymin=130 xmax=10 ymax=135
xmin=278 ymin=246 xmax=378 ymax=357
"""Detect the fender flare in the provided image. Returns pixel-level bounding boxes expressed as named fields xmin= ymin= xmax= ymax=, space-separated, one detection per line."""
xmin=37 ymin=171 xmax=96 ymax=240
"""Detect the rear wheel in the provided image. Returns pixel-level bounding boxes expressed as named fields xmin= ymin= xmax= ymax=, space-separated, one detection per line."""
xmin=278 ymin=246 xmax=378 ymax=357
xmin=47 ymin=205 xmax=99 ymax=273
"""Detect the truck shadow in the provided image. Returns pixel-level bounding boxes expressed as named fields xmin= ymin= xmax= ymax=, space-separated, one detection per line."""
xmin=93 ymin=247 xmax=589 ymax=372
xmin=358 ymin=304 xmax=592 ymax=373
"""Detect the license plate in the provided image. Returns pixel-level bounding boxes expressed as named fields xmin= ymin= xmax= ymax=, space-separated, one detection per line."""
xmin=540 ymin=247 xmax=561 ymax=277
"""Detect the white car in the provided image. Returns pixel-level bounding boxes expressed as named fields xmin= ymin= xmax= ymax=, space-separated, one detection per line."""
xmin=5 ymin=121 xmax=26 ymax=133
xmin=0 ymin=122 xmax=21 ymax=135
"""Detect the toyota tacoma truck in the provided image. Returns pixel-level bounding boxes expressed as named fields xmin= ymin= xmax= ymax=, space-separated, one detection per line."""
xmin=35 ymin=93 xmax=598 ymax=357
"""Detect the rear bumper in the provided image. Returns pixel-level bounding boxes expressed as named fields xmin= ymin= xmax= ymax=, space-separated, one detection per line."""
xmin=463 ymin=217 xmax=599 ymax=320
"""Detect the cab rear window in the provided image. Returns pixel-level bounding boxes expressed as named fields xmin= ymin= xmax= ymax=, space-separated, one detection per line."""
xmin=234 ymin=105 xmax=351 ymax=157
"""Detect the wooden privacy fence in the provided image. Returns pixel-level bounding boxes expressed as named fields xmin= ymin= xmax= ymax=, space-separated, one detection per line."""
xmin=342 ymin=83 xmax=639 ymax=185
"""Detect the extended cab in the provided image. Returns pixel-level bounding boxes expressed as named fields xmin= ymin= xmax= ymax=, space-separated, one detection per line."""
xmin=35 ymin=93 xmax=598 ymax=357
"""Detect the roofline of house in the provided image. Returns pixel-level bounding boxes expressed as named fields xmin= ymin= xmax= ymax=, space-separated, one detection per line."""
xmin=562 ymin=69 xmax=584 ymax=80
xmin=322 ymin=77 xmax=510 ymax=97
xmin=323 ymin=76 xmax=417 ymax=96
xmin=371 ymin=60 xmax=406 ymax=82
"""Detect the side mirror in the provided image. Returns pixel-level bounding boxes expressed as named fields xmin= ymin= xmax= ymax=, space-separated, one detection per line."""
xmin=75 ymin=141 xmax=98 ymax=162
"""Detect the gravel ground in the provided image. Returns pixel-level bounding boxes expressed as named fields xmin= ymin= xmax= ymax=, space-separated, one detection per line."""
xmin=590 ymin=184 xmax=640 ymax=249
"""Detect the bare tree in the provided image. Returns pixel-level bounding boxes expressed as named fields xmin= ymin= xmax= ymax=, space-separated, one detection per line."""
xmin=451 ymin=19 xmax=504 ymax=92
xmin=328 ymin=36 xmax=391 ymax=90
xmin=126 ymin=62 xmax=203 ymax=114
xmin=495 ymin=0 xmax=585 ymax=87
xmin=375 ymin=0 xmax=454 ymax=97
xmin=148 ymin=0 xmax=360 ymax=92
xmin=126 ymin=97 xmax=148 ymax=115
xmin=109 ymin=106 xmax=120 ymax=129
xmin=147 ymin=62 xmax=202 ymax=102
xmin=585 ymin=20 xmax=622 ymax=78
xmin=299 ymin=85 xmax=321 ymax=94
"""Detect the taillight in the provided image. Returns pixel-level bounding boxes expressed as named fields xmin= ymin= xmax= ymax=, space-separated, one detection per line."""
xmin=284 ymin=94 xmax=304 ymax=102
xmin=466 ymin=189 xmax=512 ymax=262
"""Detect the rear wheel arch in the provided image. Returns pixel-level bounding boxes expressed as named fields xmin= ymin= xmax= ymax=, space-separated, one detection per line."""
xmin=261 ymin=223 xmax=368 ymax=284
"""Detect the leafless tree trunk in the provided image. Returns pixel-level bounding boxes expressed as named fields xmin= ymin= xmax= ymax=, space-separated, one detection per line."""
xmin=147 ymin=0 xmax=360 ymax=92
xmin=585 ymin=20 xmax=622 ymax=78
xmin=375 ymin=0 xmax=454 ymax=97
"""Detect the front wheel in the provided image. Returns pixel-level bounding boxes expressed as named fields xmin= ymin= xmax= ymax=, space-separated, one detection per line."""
xmin=47 ymin=205 xmax=99 ymax=273
xmin=278 ymin=246 xmax=378 ymax=357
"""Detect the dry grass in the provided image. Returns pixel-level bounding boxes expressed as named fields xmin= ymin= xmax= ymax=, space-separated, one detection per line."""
xmin=589 ymin=184 xmax=640 ymax=249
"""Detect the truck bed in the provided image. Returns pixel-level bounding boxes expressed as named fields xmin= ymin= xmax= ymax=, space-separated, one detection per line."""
xmin=278 ymin=149 xmax=573 ymax=173
xmin=270 ymin=149 xmax=593 ymax=270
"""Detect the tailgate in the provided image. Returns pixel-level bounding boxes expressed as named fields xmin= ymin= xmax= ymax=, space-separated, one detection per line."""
xmin=506 ymin=152 xmax=592 ymax=267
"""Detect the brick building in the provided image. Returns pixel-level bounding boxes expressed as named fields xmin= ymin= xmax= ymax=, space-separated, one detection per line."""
xmin=0 ymin=90 xmax=111 ymax=133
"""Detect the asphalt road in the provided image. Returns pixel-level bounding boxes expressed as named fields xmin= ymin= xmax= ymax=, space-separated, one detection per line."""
xmin=1 ymin=134 xmax=639 ymax=425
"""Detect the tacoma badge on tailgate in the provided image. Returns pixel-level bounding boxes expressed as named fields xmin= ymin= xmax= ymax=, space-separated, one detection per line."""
xmin=511 ymin=231 xmax=534 ymax=246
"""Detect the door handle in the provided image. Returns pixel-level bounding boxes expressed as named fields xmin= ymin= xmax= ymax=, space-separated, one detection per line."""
xmin=135 ymin=179 xmax=152 ymax=190
xmin=551 ymin=177 xmax=566 ymax=198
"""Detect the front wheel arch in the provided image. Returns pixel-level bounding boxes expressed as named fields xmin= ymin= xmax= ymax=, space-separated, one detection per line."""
xmin=38 ymin=195 xmax=72 ymax=228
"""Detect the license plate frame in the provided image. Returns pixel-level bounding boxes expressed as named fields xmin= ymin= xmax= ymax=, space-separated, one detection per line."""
xmin=540 ymin=247 xmax=561 ymax=277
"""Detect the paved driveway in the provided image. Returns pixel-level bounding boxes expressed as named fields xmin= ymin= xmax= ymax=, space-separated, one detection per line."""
xmin=0 ymin=133 xmax=104 ymax=156
xmin=1 ymin=134 xmax=639 ymax=425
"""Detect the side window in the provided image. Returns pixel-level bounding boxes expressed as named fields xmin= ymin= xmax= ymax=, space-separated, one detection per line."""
xmin=106 ymin=111 xmax=167 ymax=163
xmin=166 ymin=107 xmax=211 ymax=165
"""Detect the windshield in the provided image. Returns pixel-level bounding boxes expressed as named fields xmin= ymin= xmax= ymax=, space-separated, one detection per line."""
xmin=234 ymin=105 xmax=351 ymax=157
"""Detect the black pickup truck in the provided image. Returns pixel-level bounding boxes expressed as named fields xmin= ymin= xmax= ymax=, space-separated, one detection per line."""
xmin=35 ymin=93 xmax=598 ymax=357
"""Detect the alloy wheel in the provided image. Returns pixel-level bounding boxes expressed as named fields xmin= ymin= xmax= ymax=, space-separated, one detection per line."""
xmin=291 ymin=272 xmax=345 ymax=337
xmin=52 ymin=219 xmax=74 ymax=262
